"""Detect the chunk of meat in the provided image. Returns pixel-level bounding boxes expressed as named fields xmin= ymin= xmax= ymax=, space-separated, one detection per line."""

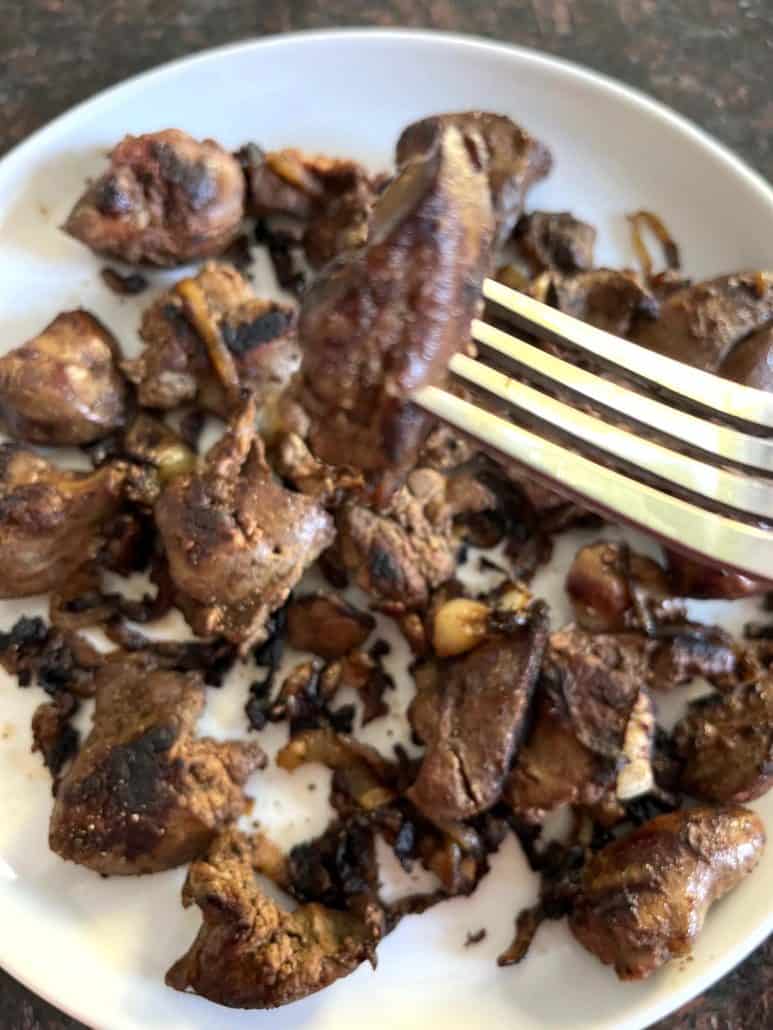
xmin=123 ymin=262 xmax=299 ymax=420
xmin=649 ymin=624 xmax=741 ymax=690
xmin=64 ymin=129 xmax=245 ymax=265
xmin=396 ymin=111 xmax=552 ymax=243
xmin=504 ymin=688 xmax=615 ymax=824
xmin=674 ymin=680 xmax=773 ymax=803
xmin=515 ymin=211 xmax=596 ymax=274
xmin=566 ymin=541 xmax=678 ymax=632
xmin=298 ymin=112 xmax=549 ymax=496
xmin=286 ymin=594 xmax=375 ymax=659
xmin=49 ymin=654 xmax=264 ymax=875
xmin=155 ymin=398 xmax=334 ymax=652
xmin=243 ymin=146 xmax=374 ymax=265
xmin=507 ymin=626 xmax=656 ymax=821
xmin=0 ymin=445 xmax=125 ymax=597
xmin=548 ymin=626 xmax=650 ymax=760
xmin=552 ymin=269 xmax=658 ymax=336
xmin=719 ymin=322 xmax=773 ymax=391
xmin=0 ymin=311 xmax=127 ymax=445
xmin=570 ymin=806 xmax=765 ymax=980
xmin=406 ymin=604 xmax=549 ymax=824
xmin=634 ymin=272 xmax=773 ymax=371
xmin=166 ymin=829 xmax=383 ymax=1008
xmin=336 ymin=467 xmax=492 ymax=611
xmin=666 ymin=549 xmax=763 ymax=600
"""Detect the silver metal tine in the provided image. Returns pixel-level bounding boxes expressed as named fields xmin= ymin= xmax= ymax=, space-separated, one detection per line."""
xmin=483 ymin=278 xmax=773 ymax=431
xmin=412 ymin=384 xmax=773 ymax=582
xmin=448 ymin=351 xmax=773 ymax=519
xmin=471 ymin=318 xmax=773 ymax=474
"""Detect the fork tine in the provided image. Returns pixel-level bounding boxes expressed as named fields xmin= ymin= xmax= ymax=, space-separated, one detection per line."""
xmin=412 ymin=384 xmax=773 ymax=582
xmin=448 ymin=352 xmax=773 ymax=519
xmin=483 ymin=278 xmax=773 ymax=431
xmin=471 ymin=317 xmax=773 ymax=473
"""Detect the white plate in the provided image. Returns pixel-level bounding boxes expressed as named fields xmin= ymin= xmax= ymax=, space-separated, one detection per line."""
xmin=0 ymin=28 xmax=772 ymax=1030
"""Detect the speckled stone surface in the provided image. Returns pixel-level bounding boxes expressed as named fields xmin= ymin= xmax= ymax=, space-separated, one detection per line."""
xmin=1 ymin=2 xmax=771 ymax=1028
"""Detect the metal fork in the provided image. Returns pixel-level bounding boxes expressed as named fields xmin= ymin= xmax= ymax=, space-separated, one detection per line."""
xmin=412 ymin=279 xmax=773 ymax=582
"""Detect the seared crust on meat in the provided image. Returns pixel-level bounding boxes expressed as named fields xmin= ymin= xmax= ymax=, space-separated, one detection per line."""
xmin=49 ymin=653 xmax=264 ymax=875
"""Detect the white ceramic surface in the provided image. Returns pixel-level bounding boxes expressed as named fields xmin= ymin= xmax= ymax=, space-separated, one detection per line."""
xmin=0 ymin=28 xmax=771 ymax=1030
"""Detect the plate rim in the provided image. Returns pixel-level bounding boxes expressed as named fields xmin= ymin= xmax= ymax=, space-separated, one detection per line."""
xmin=1 ymin=26 xmax=772 ymax=1030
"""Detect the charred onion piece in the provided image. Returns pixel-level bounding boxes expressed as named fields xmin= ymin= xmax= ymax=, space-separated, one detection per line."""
xmin=627 ymin=210 xmax=680 ymax=278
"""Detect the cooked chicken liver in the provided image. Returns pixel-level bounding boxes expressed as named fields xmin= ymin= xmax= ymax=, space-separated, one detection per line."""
xmin=155 ymin=398 xmax=334 ymax=652
xmin=674 ymin=680 xmax=773 ymax=803
xmin=50 ymin=653 xmax=264 ymax=875
xmin=124 ymin=262 xmax=298 ymax=419
xmin=65 ymin=129 xmax=245 ymax=265
xmin=407 ymin=603 xmax=549 ymax=824
xmin=0 ymin=311 xmax=127 ymax=445
xmin=570 ymin=806 xmax=765 ymax=979
xmin=0 ymin=444 xmax=124 ymax=597
xmin=166 ymin=828 xmax=383 ymax=1008
xmin=298 ymin=111 xmax=550 ymax=496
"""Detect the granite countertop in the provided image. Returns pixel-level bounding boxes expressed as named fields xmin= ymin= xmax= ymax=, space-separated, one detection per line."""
xmin=1 ymin=2 xmax=772 ymax=1028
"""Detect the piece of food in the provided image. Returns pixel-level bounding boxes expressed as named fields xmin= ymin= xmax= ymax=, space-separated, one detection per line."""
xmin=719 ymin=322 xmax=773 ymax=391
xmin=395 ymin=111 xmax=551 ymax=242
xmin=674 ymin=680 xmax=773 ymax=802
xmin=286 ymin=593 xmax=375 ymax=659
xmin=166 ymin=828 xmax=383 ymax=1008
xmin=124 ymin=262 xmax=298 ymax=420
xmin=49 ymin=653 xmax=264 ymax=875
xmin=548 ymin=626 xmax=651 ymax=762
xmin=64 ymin=129 xmax=245 ymax=265
xmin=276 ymin=727 xmax=397 ymax=811
xmin=298 ymin=111 xmax=550 ymax=497
xmin=0 ymin=444 xmax=125 ymax=597
xmin=566 ymin=541 xmax=677 ymax=633
xmin=506 ymin=626 xmax=656 ymax=822
xmin=503 ymin=687 xmax=616 ymax=824
xmin=155 ymin=398 xmax=334 ymax=652
xmin=649 ymin=623 xmax=741 ymax=690
xmin=0 ymin=311 xmax=128 ymax=445
xmin=515 ymin=210 xmax=596 ymax=273
xmin=634 ymin=271 xmax=773 ymax=370
xmin=336 ymin=467 xmax=493 ymax=611
xmin=242 ymin=145 xmax=375 ymax=268
xmin=570 ymin=805 xmax=765 ymax=979
xmin=552 ymin=269 xmax=658 ymax=336
xmin=407 ymin=603 xmax=548 ymax=825
xmin=666 ymin=549 xmax=763 ymax=600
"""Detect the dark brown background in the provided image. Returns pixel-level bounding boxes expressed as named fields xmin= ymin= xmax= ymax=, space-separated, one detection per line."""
xmin=1 ymin=2 xmax=772 ymax=1028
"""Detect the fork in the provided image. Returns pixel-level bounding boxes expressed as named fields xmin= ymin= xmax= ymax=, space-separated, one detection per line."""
xmin=412 ymin=279 xmax=773 ymax=582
